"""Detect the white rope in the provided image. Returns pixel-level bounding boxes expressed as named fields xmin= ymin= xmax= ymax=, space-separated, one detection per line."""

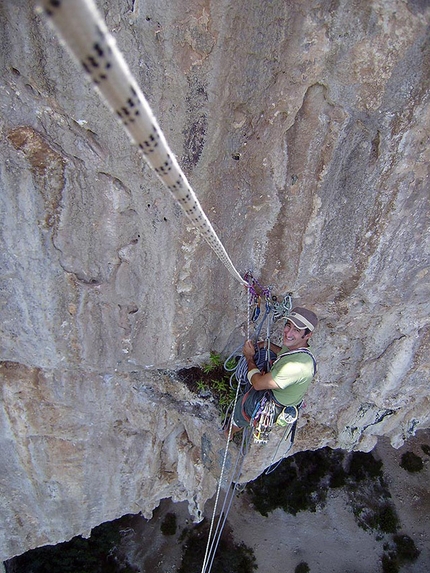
xmin=201 ymin=282 xmax=254 ymax=573
xmin=201 ymin=426 xmax=252 ymax=573
xmin=200 ymin=377 xmax=242 ymax=573
xmin=36 ymin=0 xmax=247 ymax=287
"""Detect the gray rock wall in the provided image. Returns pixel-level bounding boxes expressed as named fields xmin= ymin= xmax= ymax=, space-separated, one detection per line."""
xmin=1 ymin=0 xmax=429 ymax=560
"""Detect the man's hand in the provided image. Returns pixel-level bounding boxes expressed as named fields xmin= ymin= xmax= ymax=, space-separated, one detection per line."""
xmin=243 ymin=339 xmax=256 ymax=360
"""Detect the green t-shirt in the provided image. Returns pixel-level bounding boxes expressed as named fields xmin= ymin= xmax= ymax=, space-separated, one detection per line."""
xmin=271 ymin=346 xmax=316 ymax=406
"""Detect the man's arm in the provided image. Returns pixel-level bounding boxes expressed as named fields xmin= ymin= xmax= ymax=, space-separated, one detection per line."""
xmin=243 ymin=340 xmax=280 ymax=390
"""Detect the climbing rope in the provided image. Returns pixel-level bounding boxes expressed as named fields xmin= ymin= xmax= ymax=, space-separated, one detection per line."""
xmin=201 ymin=412 xmax=255 ymax=573
xmin=36 ymin=0 xmax=247 ymax=287
xmin=34 ymin=5 xmax=302 ymax=571
xmin=200 ymin=279 xmax=252 ymax=573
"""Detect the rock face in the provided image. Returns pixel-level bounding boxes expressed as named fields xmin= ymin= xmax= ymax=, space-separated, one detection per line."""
xmin=0 ymin=0 xmax=429 ymax=561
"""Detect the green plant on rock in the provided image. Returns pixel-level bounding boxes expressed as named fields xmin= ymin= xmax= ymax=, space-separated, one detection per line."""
xmin=202 ymin=351 xmax=223 ymax=373
xmin=177 ymin=351 xmax=238 ymax=420
xmin=200 ymin=352 xmax=237 ymax=421
xmin=196 ymin=379 xmax=208 ymax=393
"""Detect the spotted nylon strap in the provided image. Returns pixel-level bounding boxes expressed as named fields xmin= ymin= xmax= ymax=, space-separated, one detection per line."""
xmin=36 ymin=0 xmax=247 ymax=286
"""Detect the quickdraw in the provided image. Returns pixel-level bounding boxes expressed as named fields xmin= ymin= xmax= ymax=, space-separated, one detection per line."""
xmin=272 ymin=293 xmax=294 ymax=322
xmin=244 ymin=271 xmax=293 ymax=329
xmin=252 ymin=396 xmax=277 ymax=444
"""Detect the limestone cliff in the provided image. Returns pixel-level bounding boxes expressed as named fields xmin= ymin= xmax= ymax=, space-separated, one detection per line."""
xmin=1 ymin=0 xmax=429 ymax=561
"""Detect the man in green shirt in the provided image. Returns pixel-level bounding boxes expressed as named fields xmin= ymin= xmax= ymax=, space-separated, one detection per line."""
xmin=226 ymin=307 xmax=318 ymax=438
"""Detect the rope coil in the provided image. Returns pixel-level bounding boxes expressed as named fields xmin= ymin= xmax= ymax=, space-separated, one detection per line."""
xmin=36 ymin=0 xmax=247 ymax=286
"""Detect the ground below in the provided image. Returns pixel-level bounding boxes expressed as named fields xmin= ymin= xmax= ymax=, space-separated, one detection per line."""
xmin=118 ymin=429 xmax=430 ymax=573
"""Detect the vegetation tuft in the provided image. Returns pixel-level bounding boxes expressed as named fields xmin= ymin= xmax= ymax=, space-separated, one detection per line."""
xmin=381 ymin=552 xmax=400 ymax=573
xmin=247 ymin=447 xmax=400 ymax=536
xmin=4 ymin=516 xmax=138 ymax=573
xmin=160 ymin=511 xmax=177 ymax=535
xmin=420 ymin=443 xmax=430 ymax=456
xmin=247 ymin=449 xmax=333 ymax=516
xmin=392 ymin=533 xmax=420 ymax=561
xmin=177 ymin=520 xmax=256 ymax=573
xmin=399 ymin=451 xmax=424 ymax=473
xmin=381 ymin=533 xmax=420 ymax=572
xmin=295 ymin=562 xmax=310 ymax=573
xmin=177 ymin=351 xmax=238 ymax=421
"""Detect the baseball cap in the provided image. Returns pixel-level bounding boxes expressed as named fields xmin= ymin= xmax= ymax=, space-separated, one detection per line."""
xmin=287 ymin=307 xmax=318 ymax=331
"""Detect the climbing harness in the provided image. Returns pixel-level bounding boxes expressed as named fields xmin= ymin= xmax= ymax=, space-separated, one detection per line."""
xmin=223 ymin=273 xmax=300 ymax=444
xmin=251 ymin=393 xmax=277 ymax=444
xmin=36 ymin=0 xmax=247 ymax=287
xmin=225 ymin=273 xmax=317 ymax=453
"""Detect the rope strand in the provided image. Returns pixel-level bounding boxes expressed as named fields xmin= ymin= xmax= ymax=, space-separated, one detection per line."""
xmin=36 ymin=0 xmax=247 ymax=286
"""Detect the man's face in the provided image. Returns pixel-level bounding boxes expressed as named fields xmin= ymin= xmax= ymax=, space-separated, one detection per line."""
xmin=283 ymin=320 xmax=312 ymax=350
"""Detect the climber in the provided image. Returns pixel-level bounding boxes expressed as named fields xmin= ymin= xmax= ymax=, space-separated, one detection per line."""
xmin=225 ymin=307 xmax=318 ymax=439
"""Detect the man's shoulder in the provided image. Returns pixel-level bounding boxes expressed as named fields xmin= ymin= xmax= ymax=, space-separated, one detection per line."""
xmin=277 ymin=347 xmax=315 ymax=360
xmin=275 ymin=347 xmax=317 ymax=374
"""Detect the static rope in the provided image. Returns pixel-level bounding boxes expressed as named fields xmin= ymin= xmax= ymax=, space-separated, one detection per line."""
xmin=201 ymin=278 xmax=255 ymax=573
xmin=202 ymin=426 xmax=252 ymax=573
xmin=200 ymin=347 xmax=244 ymax=573
xmin=36 ymin=0 xmax=247 ymax=287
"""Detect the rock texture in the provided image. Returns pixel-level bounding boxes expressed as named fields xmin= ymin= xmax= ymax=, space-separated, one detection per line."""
xmin=0 ymin=0 xmax=429 ymax=560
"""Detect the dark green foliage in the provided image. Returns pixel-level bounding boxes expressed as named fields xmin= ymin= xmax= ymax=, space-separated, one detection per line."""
xmin=177 ymin=521 xmax=256 ymax=573
xmin=381 ymin=533 xmax=420 ymax=573
xmin=160 ymin=511 xmax=177 ymax=535
xmin=364 ymin=503 xmax=399 ymax=534
xmin=295 ymin=561 xmax=310 ymax=573
xmin=382 ymin=553 xmax=400 ymax=573
xmin=346 ymin=453 xmax=398 ymax=535
xmin=348 ymin=450 xmax=383 ymax=481
xmin=247 ymin=447 xmax=401 ymax=539
xmin=247 ymin=448 xmax=353 ymax=516
xmin=329 ymin=466 xmax=347 ymax=488
xmin=400 ymin=451 xmax=424 ymax=473
xmin=420 ymin=443 xmax=430 ymax=456
xmin=392 ymin=534 xmax=420 ymax=562
xmin=177 ymin=352 xmax=237 ymax=420
xmin=378 ymin=505 xmax=399 ymax=534
xmin=247 ymin=450 xmax=331 ymax=516
xmin=5 ymin=516 xmax=138 ymax=573
xmin=202 ymin=351 xmax=223 ymax=373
